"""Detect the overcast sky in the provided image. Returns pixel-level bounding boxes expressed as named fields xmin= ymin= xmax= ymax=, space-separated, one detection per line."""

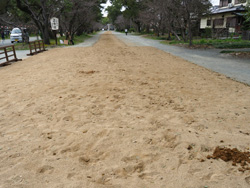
xmin=101 ymin=0 xmax=220 ymax=17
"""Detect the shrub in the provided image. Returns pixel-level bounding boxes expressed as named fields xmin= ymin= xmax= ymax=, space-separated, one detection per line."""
xmin=129 ymin=28 xmax=136 ymax=32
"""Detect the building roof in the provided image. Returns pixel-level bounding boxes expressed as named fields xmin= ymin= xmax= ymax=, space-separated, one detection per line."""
xmin=211 ymin=5 xmax=245 ymax=14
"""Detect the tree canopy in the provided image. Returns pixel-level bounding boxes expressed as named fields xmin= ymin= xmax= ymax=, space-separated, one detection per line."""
xmin=0 ymin=0 xmax=107 ymax=44
xmin=107 ymin=0 xmax=212 ymax=45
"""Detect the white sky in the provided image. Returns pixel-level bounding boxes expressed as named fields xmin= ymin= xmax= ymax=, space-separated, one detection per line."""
xmin=101 ymin=0 xmax=220 ymax=17
xmin=101 ymin=0 xmax=111 ymax=17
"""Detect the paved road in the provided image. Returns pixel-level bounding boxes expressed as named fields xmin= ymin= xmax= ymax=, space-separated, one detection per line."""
xmin=71 ymin=32 xmax=103 ymax=47
xmin=113 ymin=31 xmax=250 ymax=85
xmin=0 ymin=36 xmax=40 ymax=47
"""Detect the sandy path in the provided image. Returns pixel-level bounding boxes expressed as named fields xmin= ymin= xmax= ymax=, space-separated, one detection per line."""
xmin=114 ymin=31 xmax=250 ymax=85
xmin=0 ymin=32 xmax=250 ymax=188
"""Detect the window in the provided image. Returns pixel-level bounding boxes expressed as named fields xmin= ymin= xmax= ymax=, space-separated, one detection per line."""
xmin=235 ymin=0 xmax=246 ymax=4
xmin=219 ymin=0 xmax=233 ymax=7
xmin=220 ymin=0 xmax=228 ymax=7
xmin=214 ymin=18 xmax=224 ymax=26
xmin=12 ymin=28 xmax=22 ymax=34
xmin=226 ymin=17 xmax=236 ymax=27
xmin=207 ymin=20 xmax=211 ymax=26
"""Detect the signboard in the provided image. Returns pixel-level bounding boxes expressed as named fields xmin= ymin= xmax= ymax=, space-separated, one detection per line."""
xmin=50 ymin=17 xmax=59 ymax=30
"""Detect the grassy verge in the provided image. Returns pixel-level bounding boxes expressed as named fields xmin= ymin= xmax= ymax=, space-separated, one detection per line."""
xmin=13 ymin=33 xmax=92 ymax=50
xmin=166 ymin=38 xmax=250 ymax=49
xmin=144 ymin=35 xmax=170 ymax=40
xmin=139 ymin=33 xmax=250 ymax=49
xmin=220 ymin=50 xmax=250 ymax=58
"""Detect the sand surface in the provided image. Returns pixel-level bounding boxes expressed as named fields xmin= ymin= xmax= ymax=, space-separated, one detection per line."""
xmin=0 ymin=32 xmax=250 ymax=188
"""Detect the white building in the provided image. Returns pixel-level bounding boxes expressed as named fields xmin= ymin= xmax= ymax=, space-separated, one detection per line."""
xmin=200 ymin=0 xmax=249 ymax=34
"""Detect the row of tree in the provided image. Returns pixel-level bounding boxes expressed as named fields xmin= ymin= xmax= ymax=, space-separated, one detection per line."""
xmin=109 ymin=0 xmax=250 ymax=43
xmin=0 ymin=0 xmax=107 ymax=44
xmin=107 ymin=0 xmax=212 ymax=45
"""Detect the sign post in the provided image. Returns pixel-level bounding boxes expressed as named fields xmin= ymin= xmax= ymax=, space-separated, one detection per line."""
xmin=50 ymin=17 xmax=59 ymax=45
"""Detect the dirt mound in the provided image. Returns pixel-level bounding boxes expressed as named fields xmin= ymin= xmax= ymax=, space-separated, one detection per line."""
xmin=207 ymin=147 xmax=250 ymax=172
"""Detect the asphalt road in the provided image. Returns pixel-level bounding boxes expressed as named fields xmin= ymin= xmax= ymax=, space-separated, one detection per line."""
xmin=113 ymin=31 xmax=250 ymax=86
xmin=0 ymin=36 xmax=41 ymax=47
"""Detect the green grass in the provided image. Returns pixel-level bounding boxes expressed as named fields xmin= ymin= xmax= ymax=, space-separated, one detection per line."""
xmin=13 ymin=33 xmax=92 ymax=50
xmin=144 ymin=34 xmax=170 ymax=40
xmin=220 ymin=50 xmax=236 ymax=53
xmin=13 ymin=43 xmax=30 ymax=50
xmin=166 ymin=38 xmax=250 ymax=49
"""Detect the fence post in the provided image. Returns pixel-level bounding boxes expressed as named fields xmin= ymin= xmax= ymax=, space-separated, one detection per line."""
xmin=37 ymin=41 xmax=40 ymax=51
xmin=29 ymin=42 xmax=33 ymax=55
xmin=4 ymin=48 xmax=9 ymax=62
xmin=34 ymin=42 xmax=37 ymax=53
xmin=0 ymin=45 xmax=22 ymax=65
xmin=12 ymin=45 xmax=17 ymax=61
xmin=42 ymin=40 xmax=45 ymax=51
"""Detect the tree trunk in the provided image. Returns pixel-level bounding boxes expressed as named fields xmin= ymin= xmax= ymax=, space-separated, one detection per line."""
xmin=188 ymin=19 xmax=193 ymax=46
xmin=43 ymin=21 xmax=50 ymax=44
xmin=41 ymin=0 xmax=50 ymax=44
xmin=135 ymin=21 xmax=141 ymax=33
xmin=189 ymin=28 xmax=193 ymax=46
xmin=172 ymin=30 xmax=181 ymax=41
xmin=181 ymin=28 xmax=187 ymax=42
xmin=167 ymin=31 xmax=171 ymax=40
xmin=146 ymin=25 xmax=150 ymax=33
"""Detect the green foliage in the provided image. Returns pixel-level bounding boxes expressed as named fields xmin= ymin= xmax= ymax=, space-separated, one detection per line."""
xmin=14 ymin=33 xmax=91 ymax=50
xmin=242 ymin=4 xmax=250 ymax=30
xmin=145 ymin=34 xmax=170 ymax=41
xmin=101 ymin=17 xmax=110 ymax=25
xmin=0 ymin=0 xmax=8 ymax=13
xmin=129 ymin=28 xmax=135 ymax=32
xmin=245 ymin=3 xmax=250 ymax=22
xmin=121 ymin=0 xmax=141 ymax=19
xmin=107 ymin=0 xmax=123 ymax=23
xmin=220 ymin=50 xmax=235 ymax=53
xmin=167 ymin=38 xmax=250 ymax=49
xmin=213 ymin=42 xmax=250 ymax=49
xmin=201 ymin=27 xmax=212 ymax=38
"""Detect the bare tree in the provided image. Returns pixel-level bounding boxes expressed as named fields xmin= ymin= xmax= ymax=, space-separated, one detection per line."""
xmin=139 ymin=0 xmax=167 ymax=36
xmin=140 ymin=0 xmax=211 ymax=45
xmin=15 ymin=0 xmax=65 ymax=44
xmin=170 ymin=0 xmax=211 ymax=45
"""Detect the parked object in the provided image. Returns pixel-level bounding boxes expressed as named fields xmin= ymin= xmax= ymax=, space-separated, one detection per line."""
xmin=1 ymin=31 xmax=5 ymax=44
xmin=10 ymin=28 xmax=29 ymax=43
xmin=64 ymin=40 xmax=68 ymax=45
xmin=10 ymin=28 xmax=23 ymax=43
xmin=0 ymin=45 xmax=22 ymax=66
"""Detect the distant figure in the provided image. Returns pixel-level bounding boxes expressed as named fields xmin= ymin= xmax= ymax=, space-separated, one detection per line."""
xmin=68 ymin=32 xmax=74 ymax=45
xmin=22 ymin=29 xmax=29 ymax=43
xmin=125 ymin=29 xmax=128 ymax=36
xmin=1 ymin=31 xmax=5 ymax=44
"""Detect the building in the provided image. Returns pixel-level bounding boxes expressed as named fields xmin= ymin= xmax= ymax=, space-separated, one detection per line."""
xmin=200 ymin=0 xmax=249 ymax=36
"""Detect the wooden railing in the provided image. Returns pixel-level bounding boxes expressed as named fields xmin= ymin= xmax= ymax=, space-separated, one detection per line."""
xmin=0 ymin=45 xmax=22 ymax=66
xmin=27 ymin=40 xmax=46 ymax=56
